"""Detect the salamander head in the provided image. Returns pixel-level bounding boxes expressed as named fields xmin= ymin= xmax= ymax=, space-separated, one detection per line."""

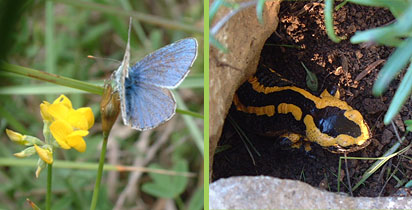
xmin=306 ymin=95 xmax=371 ymax=153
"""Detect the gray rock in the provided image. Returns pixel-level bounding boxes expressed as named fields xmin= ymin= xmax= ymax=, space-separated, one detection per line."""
xmin=210 ymin=176 xmax=412 ymax=209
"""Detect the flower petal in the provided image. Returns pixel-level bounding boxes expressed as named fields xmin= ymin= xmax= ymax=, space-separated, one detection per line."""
xmin=77 ymin=107 xmax=95 ymax=129
xmin=40 ymin=101 xmax=53 ymax=121
xmin=53 ymin=95 xmax=72 ymax=109
xmin=68 ymin=130 xmax=89 ymax=137
xmin=66 ymin=135 xmax=86 ymax=152
xmin=66 ymin=109 xmax=88 ymax=130
xmin=48 ymin=103 xmax=70 ymax=121
xmin=50 ymin=120 xmax=72 ymax=149
xmin=34 ymin=145 xmax=53 ymax=164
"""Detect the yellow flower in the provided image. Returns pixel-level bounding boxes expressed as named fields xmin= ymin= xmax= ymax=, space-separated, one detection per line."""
xmin=40 ymin=95 xmax=73 ymax=122
xmin=40 ymin=94 xmax=94 ymax=152
xmin=50 ymin=120 xmax=88 ymax=152
xmin=34 ymin=144 xmax=53 ymax=164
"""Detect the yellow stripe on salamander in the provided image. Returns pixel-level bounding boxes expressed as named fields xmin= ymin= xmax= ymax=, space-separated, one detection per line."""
xmin=248 ymin=76 xmax=353 ymax=110
xmin=233 ymin=93 xmax=276 ymax=116
xmin=277 ymin=103 xmax=302 ymax=121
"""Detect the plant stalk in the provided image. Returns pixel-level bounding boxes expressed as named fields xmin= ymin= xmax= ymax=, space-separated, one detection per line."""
xmin=46 ymin=163 xmax=53 ymax=210
xmin=89 ymin=135 xmax=108 ymax=210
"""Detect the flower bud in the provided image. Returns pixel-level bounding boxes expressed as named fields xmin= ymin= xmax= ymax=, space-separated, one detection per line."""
xmin=14 ymin=146 xmax=36 ymax=158
xmin=35 ymin=158 xmax=46 ymax=178
xmin=34 ymin=144 xmax=53 ymax=164
xmin=26 ymin=198 xmax=41 ymax=210
xmin=100 ymin=83 xmax=120 ymax=137
xmin=6 ymin=129 xmax=29 ymax=145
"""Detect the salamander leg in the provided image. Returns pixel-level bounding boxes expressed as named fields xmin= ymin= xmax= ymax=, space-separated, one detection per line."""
xmin=278 ymin=133 xmax=304 ymax=149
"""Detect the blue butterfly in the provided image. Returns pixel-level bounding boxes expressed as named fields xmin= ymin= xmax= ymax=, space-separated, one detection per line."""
xmin=114 ymin=19 xmax=198 ymax=131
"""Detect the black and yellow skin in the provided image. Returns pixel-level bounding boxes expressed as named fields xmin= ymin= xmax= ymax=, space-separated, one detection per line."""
xmin=230 ymin=65 xmax=371 ymax=153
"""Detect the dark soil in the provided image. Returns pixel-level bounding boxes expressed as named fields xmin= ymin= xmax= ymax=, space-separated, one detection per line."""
xmin=212 ymin=1 xmax=412 ymax=197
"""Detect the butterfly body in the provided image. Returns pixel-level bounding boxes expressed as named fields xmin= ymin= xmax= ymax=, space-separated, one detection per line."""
xmin=113 ymin=19 xmax=198 ymax=131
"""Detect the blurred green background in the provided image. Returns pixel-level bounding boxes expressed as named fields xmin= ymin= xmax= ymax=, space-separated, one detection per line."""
xmin=0 ymin=0 xmax=204 ymax=209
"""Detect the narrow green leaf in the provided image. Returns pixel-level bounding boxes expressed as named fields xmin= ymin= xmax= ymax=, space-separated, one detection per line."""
xmin=324 ymin=0 xmax=342 ymax=43
xmin=210 ymin=35 xmax=228 ymax=53
xmin=352 ymin=140 xmax=411 ymax=191
xmin=405 ymin=120 xmax=412 ymax=132
xmin=0 ymin=84 xmax=92 ymax=95
xmin=301 ymin=62 xmax=318 ymax=92
xmin=373 ymin=37 xmax=412 ymax=96
xmin=188 ymin=187 xmax=204 ymax=210
xmin=174 ymin=92 xmax=204 ymax=154
xmin=335 ymin=0 xmax=349 ymax=11
xmin=405 ymin=180 xmax=412 ymax=188
xmin=384 ymin=63 xmax=412 ymax=124
xmin=256 ymin=0 xmax=265 ymax=24
xmin=350 ymin=25 xmax=403 ymax=47
xmin=0 ymin=62 xmax=104 ymax=95
xmin=391 ymin=3 xmax=412 ymax=34
xmin=347 ymin=0 xmax=408 ymax=17
xmin=209 ymin=0 xmax=224 ymax=22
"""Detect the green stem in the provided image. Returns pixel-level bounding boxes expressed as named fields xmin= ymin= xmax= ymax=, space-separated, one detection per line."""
xmin=176 ymin=109 xmax=204 ymax=119
xmin=89 ymin=135 xmax=108 ymax=210
xmin=46 ymin=163 xmax=53 ymax=210
xmin=174 ymin=196 xmax=184 ymax=210
xmin=0 ymin=62 xmax=104 ymax=95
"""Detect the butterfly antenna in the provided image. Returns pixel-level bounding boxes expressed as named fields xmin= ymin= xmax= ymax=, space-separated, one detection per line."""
xmin=125 ymin=17 xmax=131 ymax=59
xmin=87 ymin=55 xmax=121 ymax=64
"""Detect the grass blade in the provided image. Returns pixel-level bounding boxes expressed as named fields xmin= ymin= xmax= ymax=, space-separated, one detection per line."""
xmin=384 ymin=62 xmax=412 ymax=124
xmin=325 ymin=0 xmax=342 ymax=43
xmin=372 ymin=37 xmax=412 ymax=96
xmin=174 ymin=92 xmax=204 ymax=155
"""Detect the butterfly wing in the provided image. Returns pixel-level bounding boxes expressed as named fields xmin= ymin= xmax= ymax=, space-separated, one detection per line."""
xmin=123 ymin=79 xmax=176 ymax=130
xmin=128 ymin=38 xmax=198 ymax=88
xmin=114 ymin=18 xmax=132 ymax=123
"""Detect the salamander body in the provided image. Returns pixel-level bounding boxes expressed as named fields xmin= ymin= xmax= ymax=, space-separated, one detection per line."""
xmin=230 ymin=65 xmax=371 ymax=153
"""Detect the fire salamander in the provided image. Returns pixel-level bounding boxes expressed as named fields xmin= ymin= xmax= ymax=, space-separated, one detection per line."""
xmin=230 ymin=65 xmax=371 ymax=153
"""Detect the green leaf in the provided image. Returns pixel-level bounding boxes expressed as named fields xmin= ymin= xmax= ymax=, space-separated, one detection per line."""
xmin=324 ymin=0 xmax=343 ymax=43
xmin=188 ymin=187 xmax=204 ymax=210
xmin=384 ymin=63 xmax=412 ymax=124
xmin=301 ymin=62 xmax=318 ymax=92
xmin=209 ymin=0 xmax=224 ymax=22
xmin=347 ymin=0 xmax=408 ymax=18
xmin=174 ymin=91 xmax=204 ymax=154
xmin=141 ymin=159 xmax=189 ymax=198
xmin=405 ymin=180 xmax=412 ymax=188
xmin=405 ymin=120 xmax=412 ymax=132
xmin=373 ymin=37 xmax=412 ymax=96
xmin=391 ymin=3 xmax=412 ymax=33
xmin=350 ymin=25 xmax=403 ymax=47
xmin=256 ymin=0 xmax=266 ymax=24
xmin=210 ymin=35 xmax=228 ymax=53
